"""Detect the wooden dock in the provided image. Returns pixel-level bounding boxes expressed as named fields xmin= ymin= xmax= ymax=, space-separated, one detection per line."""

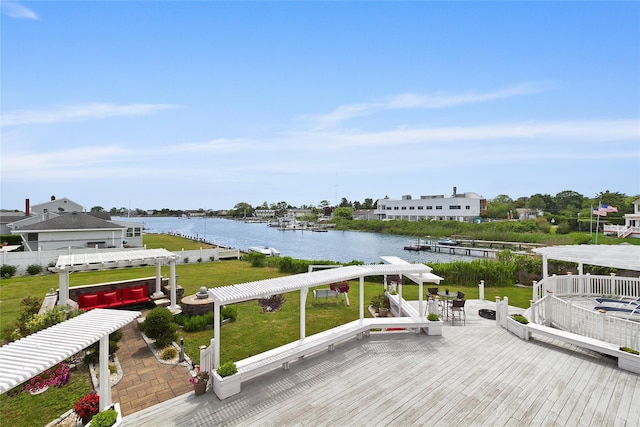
xmin=121 ymin=299 xmax=639 ymax=426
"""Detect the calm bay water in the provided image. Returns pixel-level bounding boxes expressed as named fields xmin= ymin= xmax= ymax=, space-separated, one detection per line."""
xmin=116 ymin=216 xmax=474 ymax=264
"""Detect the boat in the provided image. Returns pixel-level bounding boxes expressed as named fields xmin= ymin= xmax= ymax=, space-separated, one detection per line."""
xmin=248 ymin=246 xmax=280 ymax=257
xmin=437 ymin=237 xmax=460 ymax=246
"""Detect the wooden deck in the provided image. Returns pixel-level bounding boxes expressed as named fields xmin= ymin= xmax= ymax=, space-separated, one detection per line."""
xmin=121 ymin=300 xmax=640 ymax=426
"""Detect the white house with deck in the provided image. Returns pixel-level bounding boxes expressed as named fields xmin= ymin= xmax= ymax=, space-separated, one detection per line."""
xmin=603 ymin=198 xmax=640 ymax=238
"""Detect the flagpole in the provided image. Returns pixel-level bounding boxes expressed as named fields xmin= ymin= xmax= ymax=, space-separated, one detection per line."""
xmin=595 ymin=201 xmax=601 ymax=245
xmin=590 ymin=205 xmax=593 ymax=236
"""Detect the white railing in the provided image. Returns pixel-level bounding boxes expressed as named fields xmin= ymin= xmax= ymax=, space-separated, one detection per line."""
xmin=603 ymin=224 xmax=640 ymax=237
xmin=496 ymin=296 xmax=509 ymax=327
xmin=529 ymin=295 xmax=640 ymax=349
xmin=532 ymin=274 xmax=640 ymax=302
xmin=199 ymin=338 xmax=215 ymax=375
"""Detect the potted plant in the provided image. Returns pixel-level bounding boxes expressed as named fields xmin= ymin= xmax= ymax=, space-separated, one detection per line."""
xmin=426 ymin=312 xmax=443 ymax=336
xmin=213 ymin=361 xmax=241 ymax=400
xmin=370 ymin=293 xmax=389 ymax=317
xmin=618 ymin=347 xmax=640 ymax=374
xmin=86 ymin=403 xmax=122 ymax=427
xmin=505 ymin=314 xmax=530 ymax=340
xmin=189 ymin=365 xmax=210 ymax=396
xmin=74 ymin=391 xmax=99 ymax=425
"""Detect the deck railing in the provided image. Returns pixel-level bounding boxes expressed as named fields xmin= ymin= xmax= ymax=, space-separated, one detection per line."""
xmin=199 ymin=338 xmax=215 ymax=375
xmin=532 ymin=274 xmax=640 ymax=302
xmin=529 ymin=295 xmax=640 ymax=349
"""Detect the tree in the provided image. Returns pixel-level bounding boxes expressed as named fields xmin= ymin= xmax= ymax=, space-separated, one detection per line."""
xmin=90 ymin=206 xmax=105 ymax=212
xmin=339 ymin=197 xmax=351 ymax=208
xmin=362 ymin=198 xmax=375 ymax=209
xmin=231 ymin=202 xmax=254 ymax=218
xmin=555 ymin=190 xmax=584 ymax=215
xmin=333 ymin=207 xmax=353 ymax=220
xmin=527 ymin=195 xmax=546 ymax=215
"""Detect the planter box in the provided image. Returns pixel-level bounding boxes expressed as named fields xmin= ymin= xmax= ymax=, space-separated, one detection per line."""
xmin=617 ymin=350 xmax=640 ymax=374
xmin=213 ymin=371 xmax=241 ymax=400
xmin=426 ymin=319 xmax=443 ymax=336
xmin=506 ymin=316 xmax=530 ymax=341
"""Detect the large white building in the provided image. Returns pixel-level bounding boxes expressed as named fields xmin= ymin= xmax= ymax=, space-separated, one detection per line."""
xmin=374 ymin=187 xmax=486 ymax=222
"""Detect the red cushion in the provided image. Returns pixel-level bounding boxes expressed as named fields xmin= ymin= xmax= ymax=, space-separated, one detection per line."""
xmin=131 ymin=288 xmax=144 ymax=300
xmin=82 ymin=294 xmax=98 ymax=309
xmin=103 ymin=291 xmax=118 ymax=305
xmin=121 ymin=287 xmax=133 ymax=302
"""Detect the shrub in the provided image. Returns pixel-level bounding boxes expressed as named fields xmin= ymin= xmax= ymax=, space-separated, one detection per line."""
xmin=26 ymin=264 xmax=43 ymax=275
xmin=221 ymin=305 xmax=237 ymax=322
xmin=216 ymin=362 xmax=237 ymax=377
xmin=620 ymin=346 xmax=639 ymax=355
xmin=511 ymin=314 xmax=529 ymax=324
xmin=90 ymin=408 xmax=118 ymax=427
xmin=141 ymin=307 xmax=178 ymax=347
xmin=1 ymin=264 xmax=17 ymax=278
xmin=427 ymin=313 xmax=440 ymax=321
xmin=160 ymin=346 xmax=178 ymax=360
xmin=197 ymin=257 xmax=203 ymax=263
xmin=247 ymin=252 xmax=266 ymax=267
xmin=183 ymin=257 xmax=189 ymax=264
xmin=183 ymin=315 xmax=207 ymax=332
xmin=209 ymin=256 xmax=216 ymax=261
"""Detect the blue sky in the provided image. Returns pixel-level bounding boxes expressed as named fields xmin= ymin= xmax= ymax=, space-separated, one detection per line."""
xmin=1 ymin=1 xmax=639 ymax=211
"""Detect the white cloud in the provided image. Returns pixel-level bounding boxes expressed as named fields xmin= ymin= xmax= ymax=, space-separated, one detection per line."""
xmin=1 ymin=1 xmax=38 ymax=20
xmin=2 ymin=103 xmax=180 ymax=127
xmin=307 ymin=82 xmax=550 ymax=129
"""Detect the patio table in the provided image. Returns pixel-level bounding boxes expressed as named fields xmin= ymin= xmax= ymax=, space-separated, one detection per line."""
xmin=437 ymin=291 xmax=459 ymax=319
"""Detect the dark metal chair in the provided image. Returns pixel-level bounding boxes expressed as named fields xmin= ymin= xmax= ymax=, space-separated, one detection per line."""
xmin=450 ymin=299 xmax=466 ymax=326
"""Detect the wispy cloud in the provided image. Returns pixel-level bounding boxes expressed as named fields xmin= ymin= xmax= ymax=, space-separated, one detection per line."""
xmin=2 ymin=103 xmax=180 ymax=127
xmin=307 ymin=82 xmax=550 ymax=130
xmin=1 ymin=1 xmax=38 ymax=20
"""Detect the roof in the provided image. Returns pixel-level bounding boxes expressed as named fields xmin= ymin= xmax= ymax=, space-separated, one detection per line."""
xmin=0 ymin=309 xmax=140 ymax=394
xmin=51 ymin=248 xmax=179 ymax=272
xmin=533 ymin=245 xmax=640 ymax=271
xmin=209 ymin=260 xmax=442 ymax=305
xmin=12 ymin=211 xmax=124 ymax=231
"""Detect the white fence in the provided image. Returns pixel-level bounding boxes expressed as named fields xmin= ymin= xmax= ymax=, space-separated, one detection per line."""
xmin=199 ymin=338 xmax=216 ymax=375
xmin=529 ymin=295 xmax=640 ymax=349
xmin=532 ymin=274 xmax=640 ymax=302
xmin=1 ymin=246 xmax=241 ymax=276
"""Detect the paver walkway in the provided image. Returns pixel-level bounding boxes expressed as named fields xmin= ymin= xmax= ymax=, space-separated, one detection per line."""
xmin=112 ymin=321 xmax=193 ymax=416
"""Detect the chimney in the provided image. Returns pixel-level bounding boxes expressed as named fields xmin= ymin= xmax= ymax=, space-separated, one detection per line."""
xmin=453 ymin=186 xmax=457 ymax=197
xmin=25 ymin=198 xmax=30 ymax=216
xmin=51 ymin=195 xmax=56 ymax=201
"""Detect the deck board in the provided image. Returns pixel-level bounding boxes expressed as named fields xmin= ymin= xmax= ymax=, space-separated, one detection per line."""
xmin=122 ymin=300 xmax=640 ymax=427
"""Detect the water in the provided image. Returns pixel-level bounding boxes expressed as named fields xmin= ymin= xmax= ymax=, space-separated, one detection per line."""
xmin=115 ymin=216 xmax=474 ymax=264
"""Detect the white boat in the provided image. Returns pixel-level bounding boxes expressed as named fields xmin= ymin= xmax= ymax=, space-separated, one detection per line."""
xmin=248 ymin=246 xmax=280 ymax=257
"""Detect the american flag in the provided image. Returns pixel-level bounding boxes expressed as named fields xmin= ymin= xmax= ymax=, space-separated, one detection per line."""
xmin=593 ymin=207 xmax=607 ymax=216
xmin=600 ymin=204 xmax=618 ymax=213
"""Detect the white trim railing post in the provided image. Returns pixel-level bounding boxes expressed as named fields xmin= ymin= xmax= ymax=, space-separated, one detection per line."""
xmin=479 ymin=280 xmax=485 ymax=301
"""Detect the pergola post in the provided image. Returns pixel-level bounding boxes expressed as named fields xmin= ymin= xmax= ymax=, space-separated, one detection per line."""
xmin=542 ymin=255 xmax=549 ymax=281
xmin=213 ymin=301 xmax=220 ymax=369
xmin=168 ymin=260 xmax=180 ymax=310
xmin=418 ymin=281 xmax=424 ymax=316
xmin=398 ymin=281 xmax=403 ymax=315
xmin=99 ymin=335 xmax=112 ymax=411
xmin=58 ymin=268 xmax=69 ymax=306
xmin=359 ymin=276 xmax=365 ymax=320
xmin=153 ymin=262 xmax=163 ymax=298
xmin=300 ymin=288 xmax=308 ymax=339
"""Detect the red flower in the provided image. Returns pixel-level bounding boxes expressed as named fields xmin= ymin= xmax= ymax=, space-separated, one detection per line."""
xmin=74 ymin=392 xmax=99 ymax=418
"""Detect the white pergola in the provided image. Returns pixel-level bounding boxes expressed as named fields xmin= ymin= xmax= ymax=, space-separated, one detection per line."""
xmin=208 ymin=256 xmax=443 ymax=368
xmin=50 ymin=248 xmax=181 ymax=310
xmin=0 ymin=309 xmax=140 ymax=411
xmin=533 ymin=245 xmax=640 ymax=277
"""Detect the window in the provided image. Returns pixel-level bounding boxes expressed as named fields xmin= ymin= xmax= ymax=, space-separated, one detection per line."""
xmin=426 ymin=206 xmax=433 ymax=210
xmin=127 ymin=227 xmax=142 ymax=237
xmin=465 ymin=205 xmax=471 ymax=210
xmin=436 ymin=206 xmax=442 ymax=210
xmin=409 ymin=206 xmax=414 ymax=210
xmin=417 ymin=206 xmax=424 ymax=210
xmin=27 ymin=233 xmax=38 ymax=242
xmin=449 ymin=205 xmax=461 ymax=210
xmin=394 ymin=207 xmax=399 ymax=210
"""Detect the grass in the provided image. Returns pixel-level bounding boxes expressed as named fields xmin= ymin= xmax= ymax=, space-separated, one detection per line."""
xmin=0 ymin=233 xmax=534 ymax=427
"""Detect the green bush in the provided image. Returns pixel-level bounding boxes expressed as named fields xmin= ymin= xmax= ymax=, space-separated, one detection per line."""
xmin=26 ymin=264 xmax=43 ymax=275
xmin=183 ymin=257 xmax=189 ymax=264
xmin=183 ymin=315 xmax=207 ymax=332
xmin=90 ymin=408 xmax=118 ymax=427
xmin=247 ymin=252 xmax=266 ymax=267
xmin=511 ymin=314 xmax=529 ymax=324
xmin=427 ymin=313 xmax=440 ymax=321
xmin=140 ymin=307 xmax=178 ymax=347
xmin=160 ymin=346 xmax=178 ymax=360
xmin=1 ymin=264 xmax=17 ymax=278
xmin=620 ymin=346 xmax=639 ymax=355
xmin=221 ymin=306 xmax=237 ymax=322
xmin=216 ymin=361 xmax=237 ymax=377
